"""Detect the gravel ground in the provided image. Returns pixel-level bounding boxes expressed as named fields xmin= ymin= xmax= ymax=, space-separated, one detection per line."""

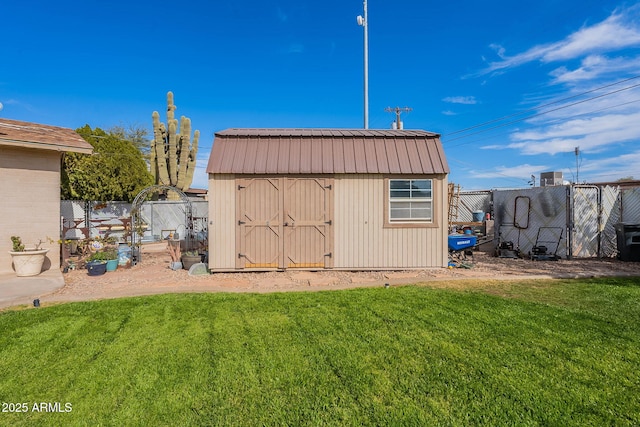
xmin=45 ymin=243 xmax=640 ymax=303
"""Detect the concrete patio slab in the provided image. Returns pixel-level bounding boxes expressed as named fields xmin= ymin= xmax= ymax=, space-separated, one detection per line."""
xmin=0 ymin=269 xmax=65 ymax=309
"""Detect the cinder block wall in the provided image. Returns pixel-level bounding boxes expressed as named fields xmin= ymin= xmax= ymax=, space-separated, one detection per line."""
xmin=0 ymin=146 xmax=61 ymax=274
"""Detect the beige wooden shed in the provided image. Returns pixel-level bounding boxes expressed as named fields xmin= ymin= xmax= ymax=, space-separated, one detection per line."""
xmin=206 ymin=129 xmax=450 ymax=271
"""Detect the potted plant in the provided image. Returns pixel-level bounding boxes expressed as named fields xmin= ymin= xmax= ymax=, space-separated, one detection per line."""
xmin=9 ymin=236 xmax=49 ymax=277
xmin=181 ymin=250 xmax=201 ymax=270
xmin=102 ymin=248 xmax=119 ymax=272
xmin=86 ymin=251 xmax=108 ymax=276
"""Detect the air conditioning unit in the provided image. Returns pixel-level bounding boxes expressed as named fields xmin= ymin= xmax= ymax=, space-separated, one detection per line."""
xmin=540 ymin=171 xmax=563 ymax=187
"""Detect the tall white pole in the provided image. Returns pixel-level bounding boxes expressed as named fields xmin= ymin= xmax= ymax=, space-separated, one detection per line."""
xmin=357 ymin=1 xmax=369 ymax=129
xmin=363 ymin=0 xmax=369 ymax=129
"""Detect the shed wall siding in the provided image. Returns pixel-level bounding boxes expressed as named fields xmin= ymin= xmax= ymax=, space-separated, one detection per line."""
xmin=333 ymin=174 xmax=448 ymax=269
xmin=208 ymin=174 xmax=237 ymax=270
xmin=208 ymin=173 xmax=448 ymax=270
xmin=0 ymin=147 xmax=61 ymax=273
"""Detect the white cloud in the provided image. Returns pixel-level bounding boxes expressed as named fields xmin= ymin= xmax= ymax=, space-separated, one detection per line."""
xmin=442 ymin=110 xmax=457 ymax=116
xmin=477 ymin=4 xmax=640 ymax=75
xmin=459 ymin=4 xmax=640 ymax=186
xmin=0 ymin=98 xmax=36 ymax=112
xmin=580 ymin=150 xmax=640 ymax=181
xmin=544 ymin=9 xmax=640 ymax=62
xmin=550 ymin=54 xmax=640 ymax=83
xmin=470 ymin=163 xmax=549 ymax=179
xmin=513 ymin=112 xmax=640 ymax=141
xmin=472 ymin=81 xmax=640 ymax=162
xmin=480 ymin=144 xmax=509 ymax=150
xmin=508 ymin=111 xmax=640 ymax=155
xmin=525 ymin=85 xmax=640 ymax=125
xmin=443 ymin=96 xmax=478 ymax=105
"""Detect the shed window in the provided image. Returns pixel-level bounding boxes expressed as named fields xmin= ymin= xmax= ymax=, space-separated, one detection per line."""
xmin=388 ymin=179 xmax=432 ymax=222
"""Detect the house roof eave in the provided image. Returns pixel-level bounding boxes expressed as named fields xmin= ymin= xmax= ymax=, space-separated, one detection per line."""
xmin=0 ymin=138 xmax=93 ymax=155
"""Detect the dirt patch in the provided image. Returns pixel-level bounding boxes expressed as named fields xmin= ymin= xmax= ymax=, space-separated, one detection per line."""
xmin=45 ymin=243 xmax=640 ymax=304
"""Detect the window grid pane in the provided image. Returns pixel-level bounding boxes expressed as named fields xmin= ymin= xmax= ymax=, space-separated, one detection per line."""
xmin=390 ymin=202 xmax=431 ymax=220
xmin=389 ymin=179 xmax=431 ymax=200
xmin=389 ymin=179 xmax=433 ymax=222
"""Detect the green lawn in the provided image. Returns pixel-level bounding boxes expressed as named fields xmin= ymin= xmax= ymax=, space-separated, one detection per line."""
xmin=1 ymin=278 xmax=639 ymax=426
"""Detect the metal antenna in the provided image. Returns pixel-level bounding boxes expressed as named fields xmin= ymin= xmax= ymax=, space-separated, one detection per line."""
xmin=385 ymin=106 xmax=412 ymax=129
xmin=575 ymin=146 xmax=580 ymax=183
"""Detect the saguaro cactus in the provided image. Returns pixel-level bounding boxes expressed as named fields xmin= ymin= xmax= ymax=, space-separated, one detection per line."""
xmin=150 ymin=92 xmax=200 ymax=197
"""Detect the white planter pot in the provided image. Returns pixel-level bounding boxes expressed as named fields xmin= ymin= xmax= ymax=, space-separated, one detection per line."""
xmin=9 ymin=249 xmax=49 ymax=277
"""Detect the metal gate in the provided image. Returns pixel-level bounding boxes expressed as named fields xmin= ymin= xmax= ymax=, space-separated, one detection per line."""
xmin=571 ymin=185 xmax=621 ymax=258
xmin=236 ymin=177 xmax=334 ymax=269
xmin=571 ymin=185 xmax=600 ymax=257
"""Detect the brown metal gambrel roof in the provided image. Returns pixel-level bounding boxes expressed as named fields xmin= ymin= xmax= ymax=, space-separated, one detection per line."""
xmin=0 ymin=118 xmax=93 ymax=154
xmin=207 ymin=129 xmax=449 ymax=175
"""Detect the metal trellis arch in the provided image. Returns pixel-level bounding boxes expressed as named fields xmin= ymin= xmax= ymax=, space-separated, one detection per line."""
xmin=129 ymin=185 xmax=194 ymax=264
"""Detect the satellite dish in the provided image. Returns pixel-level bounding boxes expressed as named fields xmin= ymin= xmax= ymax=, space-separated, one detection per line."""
xmin=357 ymin=15 xmax=364 ymax=26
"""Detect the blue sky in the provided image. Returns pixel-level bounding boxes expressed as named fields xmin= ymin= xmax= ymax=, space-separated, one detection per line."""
xmin=2 ymin=1 xmax=639 ymax=190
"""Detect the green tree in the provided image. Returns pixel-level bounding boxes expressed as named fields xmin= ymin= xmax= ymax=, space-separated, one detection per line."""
xmin=110 ymin=123 xmax=151 ymax=158
xmin=61 ymin=125 xmax=154 ymax=202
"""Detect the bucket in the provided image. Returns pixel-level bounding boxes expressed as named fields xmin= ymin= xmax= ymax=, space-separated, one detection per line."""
xmin=472 ymin=210 xmax=484 ymax=222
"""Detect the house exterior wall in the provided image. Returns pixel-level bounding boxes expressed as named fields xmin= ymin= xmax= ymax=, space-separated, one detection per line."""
xmin=207 ymin=173 xmax=448 ymax=270
xmin=0 ymin=146 xmax=61 ymax=274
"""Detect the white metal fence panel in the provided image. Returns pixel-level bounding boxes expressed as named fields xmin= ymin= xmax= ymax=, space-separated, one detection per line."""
xmin=601 ymin=186 xmax=621 ymax=258
xmin=141 ymin=202 xmax=183 ymax=241
xmin=572 ymin=186 xmax=600 ymax=257
xmin=453 ymin=183 xmax=639 ymax=259
xmin=61 ymin=200 xmax=208 ymax=247
xmin=493 ymin=186 xmax=568 ymax=257
xmin=456 ymin=191 xmax=492 ymax=222
xmin=621 ymin=187 xmax=640 ymax=223
xmin=61 ymin=200 xmax=87 ymax=239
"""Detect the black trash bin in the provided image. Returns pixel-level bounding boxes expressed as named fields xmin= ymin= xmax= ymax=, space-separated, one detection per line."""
xmin=615 ymin=223 xmax=640 ymax=262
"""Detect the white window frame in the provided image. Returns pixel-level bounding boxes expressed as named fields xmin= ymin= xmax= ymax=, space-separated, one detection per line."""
xmin=388 ymin=178 xmax=432 ymax=223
